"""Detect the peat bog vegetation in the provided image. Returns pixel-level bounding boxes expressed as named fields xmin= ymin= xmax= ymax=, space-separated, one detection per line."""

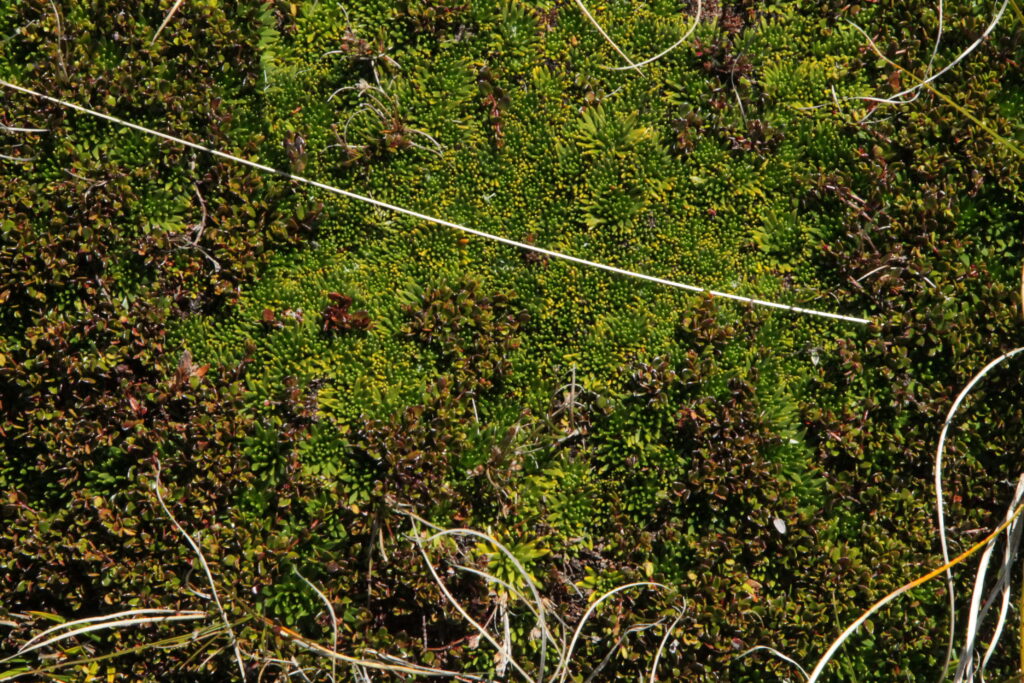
xmin=1 ymin=0 xmax=1024 ymax=680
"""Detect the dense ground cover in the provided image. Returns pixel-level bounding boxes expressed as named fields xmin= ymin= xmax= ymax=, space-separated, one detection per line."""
xmin=2 ymin=0 xmax=1023 ymax=680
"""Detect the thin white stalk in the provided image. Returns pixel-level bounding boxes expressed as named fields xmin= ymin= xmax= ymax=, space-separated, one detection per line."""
xmin=934 ymin=347 xmax=1024 ymax=680
xmin=605 ymin=0 xmax=702 ymax=71
xmin=362 ymin=646 xmax=479 ymax=676
xmin=153 ymin=460 xmax=247 ymax=681
xmin=648 ymin=611 xmax=685 ymax=683
xmin=153 ymin=0 xmax=187 ymax=43
xmin=289 ymin=656 xmax=316 ymax=683
xmin=956 ymin=477 xmax=1024 ymax=682
xmin=894 ymin=0 xmax=945 ymax=107
xmin=573 ymin=0 xmax=641 ymax=71
xmin=738 ymin=645 xmax=809 ymax=680
xmin=953 ymin=529 xmax=1000 ymax=682
xmin=0 ymin=124 xmax=48 ymax=133
xmin=48 ymin=0 xmax=67 ymax=80
xmin=856 ymin=264 xmax=892 ymax=282
xmin=1 ymin=614 xmax=206 ymax=662
xmin=497 ymin=600 xmax=511 ymax=678
xmin=954 ymin=476 xmax=1024 ymax=681
xmin=927 ymin=0 xmax=945 ymax=78
xmin=846 ymin=0 xmax=1009 ymax=107
xmin=16 ymin=609 xmax=201 ymax=654
xmin=413 ymin=536 xmax=536 ymax=682
xmin=806 ymin=501 xmax=1024 ymax=683
xmin=269 ymin=622 xmax=482 ymax=679
xmin=451 ymin=563 xmax=565 ymax=661
xmin=0 ymin=78 xmax=869 ymax=325
xmin=293 ymin=568 xmax=338 ymax=683
xmin=1 ymin=620 xmax=228 ymax=681
xmin=584 ymin=621 xmax=661 ymax=683
xmin=975 ymin=476 xmax=1024 ymax=680
xmin=343 ymin=106 xmax=377 ymax=141
xmin=258 ymin=657 xmax=307 ymax=682
xmin=408 ymin=127 xmax=445 ymax=153
xmin=557 ymin=582 xmax=665 ymax=683
xmin=421 ymin=526 xmax=550 ymax=680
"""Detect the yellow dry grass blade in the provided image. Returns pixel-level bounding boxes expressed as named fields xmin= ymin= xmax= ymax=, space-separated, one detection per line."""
xmin=152 ymin=0 xmax=186 ymax=43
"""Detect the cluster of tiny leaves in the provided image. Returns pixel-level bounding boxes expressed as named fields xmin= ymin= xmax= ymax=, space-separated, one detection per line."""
xmin=2 ymin=0 xmax=1023 ymax=680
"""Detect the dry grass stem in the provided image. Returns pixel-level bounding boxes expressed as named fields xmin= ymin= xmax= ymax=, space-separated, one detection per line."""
xmin=152 ymin=0 xmax=187 ymax=43
xmin=573 ymin=0 xmax=641 ymax=72
xmin=805 ymin=499 xmax=1024 ymax=682
xmin=413 ymin=534 xmax=536 ymax=682
xmin=0 ymin=77 xmax=872 ymax=324
xmin=152 ymin=460 xmax=247 ymax=681
xmin=649 ymin=612 xmax=686 ymax=683
xmin=954 ymin=476 xmax=1024 ymax=681
xmin=0 ymin=612 xmax=207 ymax=664
xmin=848 ymin=0 xmax=1008 ymax=106
xmin=605 ymin=0 xmax=703 ymax=71
xmin=293 ymin=568 xmax=339 ymax=683
xmin=934 ymin=348 xmax=1024 ymax=679
xmin=556 ymin=582 xmax=666 ymax=683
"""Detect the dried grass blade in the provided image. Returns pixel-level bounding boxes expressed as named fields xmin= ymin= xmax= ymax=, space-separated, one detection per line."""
xmin=933 ymin=348 xmax=1024 ymax=680
xmin=605 ymin=0 xmax=702 ymax=71
xmin=952 ymin=477 xmax=1024 ymax=682
xmin=152 ymin=0 xmax=186 ymax=43
xmin=557 ymin=582 xmax=665 ymax=683
xmin=3 ymin=614 xmax=207 ymax=662
xmin=806 ymin=500 xmax=1024 ymax=682
xmin=16 ymin=609 xmax=203 ymax=654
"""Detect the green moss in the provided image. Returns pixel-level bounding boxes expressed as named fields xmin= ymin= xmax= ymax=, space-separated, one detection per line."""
xmin=5 ymin=0 xmax=1024 ymax=679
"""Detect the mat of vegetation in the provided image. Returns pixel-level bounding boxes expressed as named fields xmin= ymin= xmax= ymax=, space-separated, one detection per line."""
xmin=2 ymin=0 xmax=1023 ymax=680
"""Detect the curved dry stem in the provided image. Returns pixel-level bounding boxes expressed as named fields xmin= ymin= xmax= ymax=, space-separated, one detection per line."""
xmin=412 ymin=533 xmax=536 ymax=683
xmin=342 ymin=106 xmax=376 ymax=144
xmin=266 ymin=618 xmax=485 ymax=680
xmin=584 ymin=621 xmax=662 ymax=683
xmin=408 ymin=127 xmax=446 ymax=154
xmin=152 ymin=0 xmax=187 ymax=43
xmin=0 ymin=620 xmax=232 ymax=681
xmin=957 ymin=476 xmax=1024 ymax=682
xmin=293 ymin=568 xmax=339 ymax=683
xmin=806 ymin=499 xmax=1024 ymax=682
xmin=846 ymin=0 xmax=1009 ymax=107
xmin=1 ymin=613 xmax=207 ymax=663
xmin=556 ymin=581 xmax=666 ymax=683
xmin=648 ymin=611 xmax=685 ymax=683
xmin=153 ymin=460 xmax=247 ymax=681
xmin=573 ymin=0 xmax=641 ymax=72
xmin=738 ymin=645 xmax=809 ymax=681
xmin=258 ymin=657 xmax=318 ymax=683
xmin=451 ymin=563 xmax=566 ymax=662
xmin=14 ymin=609 xmax=200 ymax=655
xmin=48 ymin=0 xmax=67 ymax=80
xmin=934 ymin=347 xmax=1024 ymax=680
xmin=417 ymin=522 xmax=550 ymax=680
xmin=846 ymin=22 xmax=1024 ymax=159
xmin=604 ymin=0 xmax=702 ymax=71
xmin=895 ymin=0 xmax=945 ymax=107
